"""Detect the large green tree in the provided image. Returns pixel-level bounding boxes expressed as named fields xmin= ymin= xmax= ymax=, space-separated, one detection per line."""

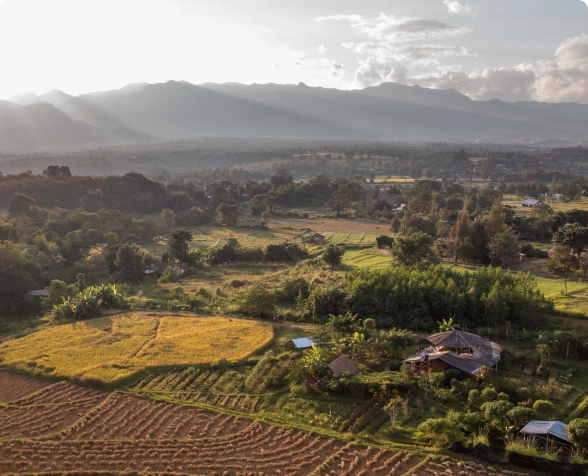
xmin=164 ymin=230 xmax=193 ymax=263
xmin=552 ymin=223 xmax=588 ymax=258
xmin=488 ymin=230 xmax=519 ymax=268
xmin=545 ymin=245 xmax=579 ymax=294
xmin=391 ymin=232 xmax=439 ymax=266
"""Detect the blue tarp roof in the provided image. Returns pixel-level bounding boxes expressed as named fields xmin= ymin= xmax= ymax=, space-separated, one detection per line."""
xmin=291 ymin=337 xmax=315 ymax=349
xmin=520 ymin=421 xmax=572 ymax=444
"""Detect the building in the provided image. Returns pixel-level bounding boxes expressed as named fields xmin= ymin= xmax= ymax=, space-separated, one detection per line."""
xmin=290 ymin=337 xmax=316 ymax=349
xmin=327 ymin=355 xmax=359 ymax=377
xmin=304 ymin=233 xmax=325 ymax=243
xmin=403 ymin=330 xmax=501 ymax=377
xmin=520 ymin=421 xmax=573 ymax=447
xmin=236 ymin=220 xmax=263 ymax=228
xmin=522 ymin=199 xmax=540 ymax=207
xmin=24 ymin=290 xmax=49 ymax=303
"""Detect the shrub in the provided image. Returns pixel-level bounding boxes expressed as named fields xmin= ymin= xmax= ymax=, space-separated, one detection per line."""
xmin=568 ymin=419 xmax=588 ymax=448
xmin=239 ymin=283 xmax=276 ymax=319
xmin=158 ymin=266 xmax=178 ymax=284
xmin=279 ymin=277 xmax=309 ymax=302
xmin=532 ymin=399 xmax=555 ymax=419
xmin=433 ymin=388 xmax=456 ymax=404
xmin=481 ymin=387 xmax=498 ymax=402
xmin=322 ymin=244 xmax=344 ymax=266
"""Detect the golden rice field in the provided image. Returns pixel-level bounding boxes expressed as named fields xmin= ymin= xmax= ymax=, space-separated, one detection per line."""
xmin=0 ymin=314 xmax=274 ymax=386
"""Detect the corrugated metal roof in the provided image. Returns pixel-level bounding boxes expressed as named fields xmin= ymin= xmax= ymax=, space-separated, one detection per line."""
xmin=26 ymin=290 xmax=49 ymax=297
xmin=427 ymin=330 xmax=487 ymax=349
xmin=328 ymin=355 xmax=359 ymax=376
xmin=520 ymin=421 xmax=572 ymax=444
xmin=291 ymin=337 xmax=315 ymax=349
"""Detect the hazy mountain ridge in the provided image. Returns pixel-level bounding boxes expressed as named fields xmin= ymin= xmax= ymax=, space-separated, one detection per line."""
xmin=4 ymin=81 xmax=588 ymax=151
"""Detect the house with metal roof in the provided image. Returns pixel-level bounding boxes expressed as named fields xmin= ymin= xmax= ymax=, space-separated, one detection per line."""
xmin=520 ymin=421 xmax=573 ymax=447
xmin=290 ymin=337 xmax=316 ymax=349
xmin=403 ymin=330 xmax=501 ymax=377
xmin=522 ymin=199 xmax=540 ymax=207
xmin=327 ymin=355 xmax=359 ymax=377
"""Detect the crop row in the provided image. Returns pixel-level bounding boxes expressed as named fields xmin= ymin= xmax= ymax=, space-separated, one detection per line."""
xmin=0 ymin=371 xmax=52 ymax=403
xmin=13 ymin=381 xmax=106 ymax=406
xmin=417 ymin=458 xmax=528 ymax=476
xmin=62 ymin=394 xmax=251 ymax=440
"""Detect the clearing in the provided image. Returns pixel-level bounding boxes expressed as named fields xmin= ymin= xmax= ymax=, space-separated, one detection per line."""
xmin=0 ymin=313 xmax=273 ymax=386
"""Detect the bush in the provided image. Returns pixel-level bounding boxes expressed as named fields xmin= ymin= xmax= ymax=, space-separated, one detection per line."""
xmin=532 ymin=399 xmax=555 ymax=419
xmin=239 ymin=284 xmax=276 ymax=319
xmin=322 ymin=244 xmax=344 ymax=266
xmin=433 ymin=388 xmax=456 ymax=403
xmin=279 ymin=277 xmax=309 ymax=303
xmin=568 ymin=419 xmax=588 ymax=448
xmin=158 ymin=266 xmax=178 ymax=284
xmin=481 ymin=387 xmax=498 ymax=402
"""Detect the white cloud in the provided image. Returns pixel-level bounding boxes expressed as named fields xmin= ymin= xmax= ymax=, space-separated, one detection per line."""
xmin=397 ymin=35 xmax=588 ymax=103
xmin=319 ymin=13 xmax=471 ymax=88
xmin=443 ymin=1 xmax=473 ymax=15
xmin=318 ymin=44 xmax=326 ymax=54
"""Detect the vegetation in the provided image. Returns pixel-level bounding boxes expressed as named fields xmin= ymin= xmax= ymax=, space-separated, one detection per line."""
xmin=0 ymin=314 xmax=273 ymax=385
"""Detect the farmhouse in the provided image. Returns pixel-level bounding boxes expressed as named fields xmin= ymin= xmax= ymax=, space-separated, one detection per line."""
xmin=236 ymin=220 xmax=263 ymax=228
xmin=520 ymin=420 xmax=573 ymax=447
xmin=403 ymin=330 xmax=501 ymax=377
xmin=522 ymin=199 xmax=540 ymax=207
xmin=24 ymin=290 xmax=49 ymax=303
xmin=327 ymin=355 xmax=359 ymax=377
xmin=304 ymin=233 xmax=325 ymax=243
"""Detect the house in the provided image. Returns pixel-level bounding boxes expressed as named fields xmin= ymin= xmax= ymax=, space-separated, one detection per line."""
xmin=236 ymin=220 xmax=263 ymax=228
xmin=24 ymin=290 xmax=49 ymax=303
xmin=520 ymin=421 xmax=573 ymax=447
xmin=403 ymin=330 xmax=501 ymax=377
xmin=290 ymin=337 xmax=316 ymax=349
xmin=144 ymin=269 xmax=162 ymax=278
xmin=522 ymin=199 xmax=540 ymax=207
xmin=304 ymin=233 xmax=325 ymax=243
xmin=327 ymin=355 xmax=359 ymax=377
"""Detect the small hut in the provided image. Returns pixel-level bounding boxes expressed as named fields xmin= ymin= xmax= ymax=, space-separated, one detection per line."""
xmin=520 ymin=421 xmax=573 ymax=447
xmin=327 ymin=355 xmax=359 ymax=377
xmin=290 ymin=337 xmax=316 ymax=349
xmin=304 ymin=233 xmax=325 ymax=243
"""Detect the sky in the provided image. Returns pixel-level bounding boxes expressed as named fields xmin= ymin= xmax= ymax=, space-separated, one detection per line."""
xmin=1 ymin=0 xmax=588 ymax=103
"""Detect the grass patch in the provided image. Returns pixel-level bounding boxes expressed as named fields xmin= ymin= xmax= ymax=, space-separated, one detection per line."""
xmin=0 ymin=313 xmax=273 ymax=386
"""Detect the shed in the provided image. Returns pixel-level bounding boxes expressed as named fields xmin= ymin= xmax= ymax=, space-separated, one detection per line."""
xmin=520 ymin=420 xmax=573 ymax=446
xmin=236 ymin=220 xmax=263 ymax=228
xmin=327 ymin=355 xmax=359 ymax=377
xmin=522 ymin=199 xmax=540 ymax=207
xmin=290 ymin=337 xmax=315 ymax=349
xmin=24 ymin=290 xmax=49 ymax=302
xmin=427 ymin=330 xmax=488 ymax=351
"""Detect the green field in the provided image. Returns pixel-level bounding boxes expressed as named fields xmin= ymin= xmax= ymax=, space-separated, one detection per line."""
xmin=0 ymin=314 xmax=274 ymax=386
xmin=323 ymin=232 xmax=380 ymax=246
xmin=144 ymin=225 xmax=300 ymax=257
xmin=343 ymin=247 xmax=391 ymax=269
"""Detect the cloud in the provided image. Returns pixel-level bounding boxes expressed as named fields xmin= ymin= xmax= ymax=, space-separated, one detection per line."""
xmin=397 ymin=35 xmax=588 ymax=103
xmin=317 ymin=13 xmax=470 ymax=43
xmin=443 ymin=1 xmax=473 ymax=15
xmin=318 ymin=44 xmax=326 ymax=54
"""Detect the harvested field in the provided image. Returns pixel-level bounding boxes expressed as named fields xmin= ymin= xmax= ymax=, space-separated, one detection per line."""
xmin=0 ymin=370 xmax=52 ymax=402
xmin=415 ymin=458 xmax=528 ymax=475
xmin=0 ymin=371 xmax=438 ymax=476
xmin=0 ymin=381 xmax=106 ymax=439
xmin=270 ymin=217 xmax=387 ymax=234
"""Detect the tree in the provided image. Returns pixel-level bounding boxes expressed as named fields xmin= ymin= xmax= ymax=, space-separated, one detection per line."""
xmin=239 ymin=283 xmax=276 ymax=318
xmin=567 ymin=419 xmax=588 ymax=448
xmin=263 ymin=193 xmax=277 ymax=213
xmin=42 ymin=280 xmax=78 ymax=310
xmin=303 ymin=344 xmax=327 ymax=376
xmin=322 ymin=244 xmax=344 ymax=266
xmin=327 ymin=185 xmax=352 ymax=218
xmin=160 ymin=208 xmax=176 ymax=231
xmin=261 ymin=210 xmax=272 ymax=224
xmin=488 ymin=229 xmax=519 ymax=268
xmin=507 ymin=406 xmax=537 ymax=427
xmin=164 ymin=230 xmax=193 ymax=263
xmin=8 ymin=193 xmax=41 ymax=220
xmin=390 ymin=216 xmax=401 ymax=234
xmin=391 ymin=232 xmax=439 ymax=266
xmin=532 ymin=399 xmax=555 ymax=419
xmin=216 ymin=203 xmax=240 ymax=226
xmin=438 ymin=318 xmax=460 ymax=332
xmin=552 ymin=223 xmax=588 ymax=258
xmin=486 ymin=199 xmax=507 ymax=239
xmin=0 ymin=241 xmax=36 ymax=312
xmin=107 ymin=243 xmax=152 ymax=283
xmin=270 ymin=169 xmax=293 ymax=189
xmin=384 ymin=396 xmax=404 ymax=428
xmin=42 ymin=165 xmax=72 ymax=179
xmin=545 ymin=246 xmax=579 ymax=294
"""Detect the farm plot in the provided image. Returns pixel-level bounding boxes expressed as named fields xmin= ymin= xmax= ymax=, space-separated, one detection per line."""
xmin=0 ymin=314 xmax=274 ymax=386
xmin=0 ymin=381 xmax=106 ymax=439
xmin=416 ymin=458 xmax=528 ymax=475
xmin=324 ymin=232 xmax=379 ymax=246
xmin=0 ymin=372 xmax=439 ymax=476
xmin=0 ymin=370 xmax=52 ymax=402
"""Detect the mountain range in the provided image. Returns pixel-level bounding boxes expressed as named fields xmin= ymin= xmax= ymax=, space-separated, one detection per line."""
xmin=3 ymin=80 xmax=588 ymax=151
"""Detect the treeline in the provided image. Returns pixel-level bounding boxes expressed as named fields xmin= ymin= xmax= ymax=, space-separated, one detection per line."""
xmin=301 ymin=265 xmax=552 ymax=332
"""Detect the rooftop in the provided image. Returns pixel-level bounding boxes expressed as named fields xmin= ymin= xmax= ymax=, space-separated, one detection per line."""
xmin=327 ymin=355 xmax=359 ymax=377
xmin=520 ymin=421 xmax=572 ymax=445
